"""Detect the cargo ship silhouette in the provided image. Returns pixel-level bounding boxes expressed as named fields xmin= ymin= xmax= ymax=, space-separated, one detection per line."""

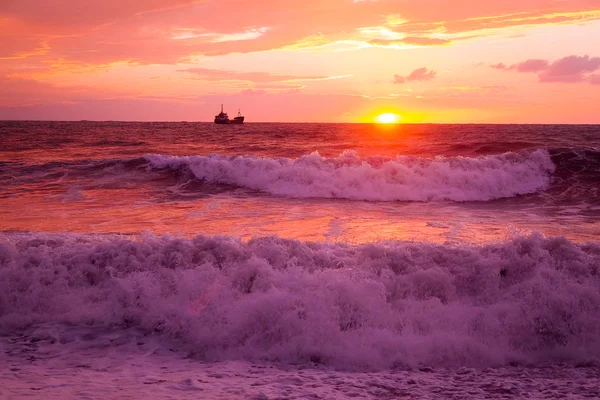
xmin=214 ymin=105 xmax=244 ymax=124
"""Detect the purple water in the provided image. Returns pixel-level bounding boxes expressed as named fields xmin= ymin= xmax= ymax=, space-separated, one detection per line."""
xmin=1 ymin=121 xmax=600 ymax=398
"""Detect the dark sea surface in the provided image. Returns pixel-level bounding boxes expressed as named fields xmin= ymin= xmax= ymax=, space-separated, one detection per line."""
xmin=1 ymin=121 xmax=600 ymax=399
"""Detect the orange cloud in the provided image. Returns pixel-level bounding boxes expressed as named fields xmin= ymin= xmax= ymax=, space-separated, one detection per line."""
xmin=368 ymin=37 xmax=451 ymax=47
xmin=1 ymin=0 xmax=196 ymax=28
xmin=401 ymin=37 xmax=451 ymax=46
xmin=1 ymin=0 xmax=599 ymax=64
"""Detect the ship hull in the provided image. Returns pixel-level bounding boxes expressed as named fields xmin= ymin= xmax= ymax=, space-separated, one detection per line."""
xmin=214 ymin=105 xmax=244 ymax=124
xmin=214 ymin=118 xmax=244 ymax=124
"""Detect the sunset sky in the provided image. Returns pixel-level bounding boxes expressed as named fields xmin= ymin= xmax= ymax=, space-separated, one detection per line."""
xmin=1 ymin=0 xmax=599 ymax=123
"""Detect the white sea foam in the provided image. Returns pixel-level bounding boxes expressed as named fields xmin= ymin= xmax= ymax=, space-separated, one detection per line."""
xmin=145 ymin=149 xmax=555 ymax=202
xmin=1 ymin=232 xmax=599 ymax=370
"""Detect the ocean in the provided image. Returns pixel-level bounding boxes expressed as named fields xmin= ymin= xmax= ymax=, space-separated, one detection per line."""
xmin=1 ymin=121 xmax=599 ymax=399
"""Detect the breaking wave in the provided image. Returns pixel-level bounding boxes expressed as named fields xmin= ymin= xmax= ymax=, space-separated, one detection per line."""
xmin=5 ymin=147 xmax=600 ymax=204
xmin=1 ymin=232 xmax=599 ymax=369
xmin=145 ymin=149 xmax=555 ymax=202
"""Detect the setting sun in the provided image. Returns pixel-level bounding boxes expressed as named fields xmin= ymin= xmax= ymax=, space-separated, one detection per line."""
xmin=375 ymin=113 xmax=401 ymax=124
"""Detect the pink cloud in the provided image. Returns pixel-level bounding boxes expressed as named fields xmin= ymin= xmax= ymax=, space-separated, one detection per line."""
xmin=393 ymin=74 xmax=405 ymax=84
xmin=407 ymin=68 xmax=437 ymax=81
xmin=515 ymin=59 xmax=549 ymax=72
xmin=589 ymin=75 xmax=600 ymax=85
xmin=538 ymin=55 xmax=600 ymax=83
xmin=491 ymin=55 xmax=600 ymax=84
xmin=490 ymin=59 xmax=548 ymax=72
xmin=393 ymin=68 xmax=437 ymax=84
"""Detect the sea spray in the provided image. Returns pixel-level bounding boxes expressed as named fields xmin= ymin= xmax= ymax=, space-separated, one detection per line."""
xmin=1 ymin=232 xmax=599 ymax=369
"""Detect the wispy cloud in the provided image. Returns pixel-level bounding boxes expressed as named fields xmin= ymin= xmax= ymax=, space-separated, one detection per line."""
xmin=179 ymin=68 xmax=325 ymax=82
xmin=179 ymin=68 xmax=351 ymax=83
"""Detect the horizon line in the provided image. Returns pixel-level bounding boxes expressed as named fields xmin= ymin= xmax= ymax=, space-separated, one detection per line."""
xmin=1 ymin=119 xmax=599 ymax=126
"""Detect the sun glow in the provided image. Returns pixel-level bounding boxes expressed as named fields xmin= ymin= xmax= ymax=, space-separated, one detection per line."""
xmin=375 ymin=113 xmax=401 ymax=124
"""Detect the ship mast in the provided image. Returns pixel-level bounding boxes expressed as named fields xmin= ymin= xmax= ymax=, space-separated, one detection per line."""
xmin=221 ymin=104 xmax=224 ymax=113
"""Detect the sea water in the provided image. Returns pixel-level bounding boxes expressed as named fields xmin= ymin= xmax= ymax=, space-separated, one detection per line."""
xmin=1 ymin=121 xmax=599 ymax=398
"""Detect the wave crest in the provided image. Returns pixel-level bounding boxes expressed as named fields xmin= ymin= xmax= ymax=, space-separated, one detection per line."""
xmin=146 ymin=149 xmax=555 ymax=202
